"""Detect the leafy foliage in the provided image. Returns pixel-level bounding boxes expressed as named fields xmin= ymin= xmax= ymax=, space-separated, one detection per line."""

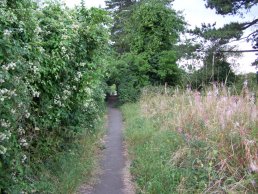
xmin=0 ymin=1 xmax=110 ymax=192
xmin=105 ymin=0 xmax=137 ymax=54
xmin=114 ymin=0 xmax=185 ymax=103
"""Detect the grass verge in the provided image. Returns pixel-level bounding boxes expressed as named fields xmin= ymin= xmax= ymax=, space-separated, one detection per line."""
xmin=122 ymin=104 xmax=186 ymax=193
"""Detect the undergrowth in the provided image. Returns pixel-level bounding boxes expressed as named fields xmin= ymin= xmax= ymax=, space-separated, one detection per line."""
xmin=34 ymin=119 xmax=105 ymax=194
xmin=122 ymin=86 xmax=257 ymax=193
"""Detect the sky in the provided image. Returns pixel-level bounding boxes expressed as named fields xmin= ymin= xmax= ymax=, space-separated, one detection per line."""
xmin=62 ymin=0 xmax=258 ymax=74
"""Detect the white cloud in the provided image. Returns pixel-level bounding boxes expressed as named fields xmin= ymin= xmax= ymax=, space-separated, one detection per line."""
xmin=173 ymin=0 xmax=258 ymax=73
xmin=62 ymin=0 xmax=257 ymax=73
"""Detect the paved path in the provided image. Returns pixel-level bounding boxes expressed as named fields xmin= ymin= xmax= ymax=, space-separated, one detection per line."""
xmin=91 ymin=98 xmax=125 ymax=194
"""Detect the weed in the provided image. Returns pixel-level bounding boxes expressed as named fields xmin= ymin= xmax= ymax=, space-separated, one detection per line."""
xmin=122 ymin=85 xmax=257 ymax=193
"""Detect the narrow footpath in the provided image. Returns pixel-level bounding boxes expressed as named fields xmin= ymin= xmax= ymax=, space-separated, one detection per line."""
xmin=91 ymin=97 xmax=126 ymax=194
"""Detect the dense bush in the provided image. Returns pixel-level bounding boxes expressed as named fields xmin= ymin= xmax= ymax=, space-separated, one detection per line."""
xmin=0 ymin=0 xmax=110 ymax=192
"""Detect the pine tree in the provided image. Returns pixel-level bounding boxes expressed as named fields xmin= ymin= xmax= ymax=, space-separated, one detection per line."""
xmin=105 ymin=0 xmax=137 ymax=53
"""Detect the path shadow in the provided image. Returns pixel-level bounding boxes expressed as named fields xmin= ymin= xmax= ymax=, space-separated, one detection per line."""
xmin=107 ymin=95 xmax=119 ymax=108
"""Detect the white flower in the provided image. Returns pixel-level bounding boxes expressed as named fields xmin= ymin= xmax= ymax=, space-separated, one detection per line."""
xmin=35 ymin=26 xmax=42 ymax=34
xmin=33 ymin=91 xmax=40 ymax=97
xmin=61 ymin=46 xmax=66 ymax=53
xmin=34 ymin=127 xmax=40 ymax=131
xmin=0 ymin=79 xmax=4 ymax=83
xmin=18 ymin=127 xmax=25 ymax=135
xmin=0 ymin=133 xmax=7 ymax=141
xmin=0 ymin=88 xmax=8 ymax=94
xmin=79 ymin=63 xmax=86 ymax=67
xmin=1 ymin=119 xmax=10 ymax=128
xmin=0 ymin=145 xmax=7 ymax=155
xmin=6 ymin=130 xmax=11 ymax=138
xmin=77 ymin=72 xmax=82 ymax=78
xmin=21 ymin=154 xmax=27 ymax=163
xmin=20 ymin=138 xmax=28 ymax=147
xmin=2 ymin=62 xmax=16 ymax=71
xmin=11 ymin=109 xmax=16 ymax=114
xmin=32 ymin=65 xmax=39 ymax=74
xmin=3 ymin=29 xmax=11 ymax=37
xmin=39 ymin=47 xmax=45 ymax=53
xmin=25 ymin=112 xmax=30 ymax=118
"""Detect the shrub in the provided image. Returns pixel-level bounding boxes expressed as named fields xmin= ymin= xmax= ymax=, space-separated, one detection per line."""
xmin=0 ymin=1 xmax=110 ymax=192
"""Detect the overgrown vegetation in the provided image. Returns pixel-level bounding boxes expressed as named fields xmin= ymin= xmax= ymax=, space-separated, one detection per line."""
xmin=0 ymin=0 xmax=110 ymax=192
xmin=107 ymin=0 xmax=186 ymax=103
xmin=122 ymin=86 xmax=257 ymax=193
xmin=1 ymin=0 xmax=257 ymax=192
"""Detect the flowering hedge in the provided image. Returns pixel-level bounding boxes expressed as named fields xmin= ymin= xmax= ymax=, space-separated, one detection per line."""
xmin=0 ymin=0 xmax=110 ymax=192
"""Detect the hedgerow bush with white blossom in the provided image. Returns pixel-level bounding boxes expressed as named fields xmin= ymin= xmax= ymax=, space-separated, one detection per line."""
xmin=0 ymin=0 xmax=110 ymax=192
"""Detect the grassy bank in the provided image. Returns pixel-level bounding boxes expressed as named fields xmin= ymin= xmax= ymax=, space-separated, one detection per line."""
xmin=33 ymin=120 xmax=106 ymax=194
xmin=122 ymin=87 xmax=257 ymax=193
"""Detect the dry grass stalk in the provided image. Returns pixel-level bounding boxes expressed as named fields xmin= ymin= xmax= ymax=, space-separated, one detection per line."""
xmin=140 ymin=85 xmax=257 ymax=192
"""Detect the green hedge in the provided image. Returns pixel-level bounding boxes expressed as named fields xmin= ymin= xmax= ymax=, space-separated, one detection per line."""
xmin=0 ymin=1 xmax=110 ymax=192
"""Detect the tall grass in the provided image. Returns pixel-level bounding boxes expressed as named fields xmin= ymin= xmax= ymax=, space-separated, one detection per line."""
xmin=32 ymin=121 xmax=106 ymax=194
xmin=123 ymin=85 xmax=257 ymax=193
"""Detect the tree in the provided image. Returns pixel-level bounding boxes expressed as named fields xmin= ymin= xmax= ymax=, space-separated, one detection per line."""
xmin=105 ymin=0 xmax=137 ymax=53
xmin=204 ymin=0 xmax=258 ymax=65
xmin=115 ymin=0 xmax=185 ymax=102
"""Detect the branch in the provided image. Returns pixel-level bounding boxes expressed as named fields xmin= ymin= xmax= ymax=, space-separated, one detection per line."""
xmin=241 ymin=18 xmax=258 ymax=30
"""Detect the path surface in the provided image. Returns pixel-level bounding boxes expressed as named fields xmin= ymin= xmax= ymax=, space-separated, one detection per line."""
xmin=91 ymin=97 xmax=126 ymax=194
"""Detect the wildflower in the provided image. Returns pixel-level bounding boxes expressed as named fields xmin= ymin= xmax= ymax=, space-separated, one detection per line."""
xmin=21 ymin=155 xmax=27 ymax=163
xmin=77 ymin=71 xmax=82 ymax=78
xmin=63 ymin=90 xmax=71 ymax=96
xmin=32 ymin=91 xmax=40 ymax=98
xmin=61 ymin=46 xmax=66 ymax=53
xmin=18 ymin=127 xmax=25 ymax=135
xmin=32 ymin=65 xmax=39 ymax=74
xmin=25 ymin=112 xmax=30 ymax=118
xmin=3 ymin=29 xmax=11 ymax=37
xmin=0 ymin=88 xmax=8 ymax=94
xmin=1 ymin=119 xmax=10 ymax=128
xmin=34 ymin=127 xmax=40 ymax=131
xmin=250 ymin=161 xmax=258 ymax=173
xmin=35 ymin=26 xmax=42 ymax=34
xmin=20 ymin=138 xmax=28 ymax=147
xmin=79 ymin=62 xmax=86 ymax=67
xmin=0 ymin=145 xmax=7 ymax=155
xmin=2 ymin=62 xmax=16 ymax=71
xmin=38 ymin=47 xmax=45 ymax=53
xmin=0 ymin=133 xmax=7 ymax=141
